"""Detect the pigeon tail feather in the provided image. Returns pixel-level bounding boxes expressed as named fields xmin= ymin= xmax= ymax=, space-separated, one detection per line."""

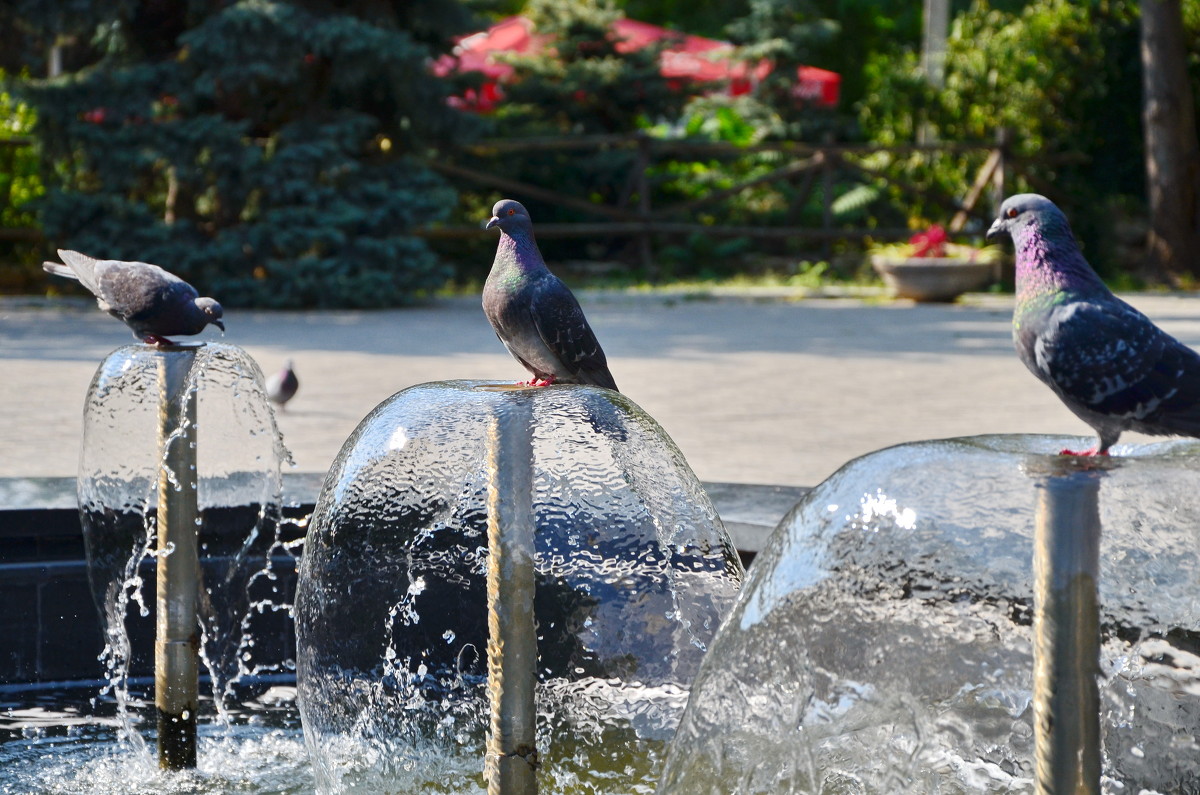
xmin=42 ymin=262 xmax=79 ymax=280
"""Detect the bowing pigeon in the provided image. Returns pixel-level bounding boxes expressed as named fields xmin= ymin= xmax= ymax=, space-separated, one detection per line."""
xmin=43 ymin=249 xmax=224 ymax=345
xmin=986 ymin=193 xmax=1200 ymax=455
xmin=483 ymin=199 xmax=619 ymax=391
xmin=266 ymin=359 xmax=299 ymax=411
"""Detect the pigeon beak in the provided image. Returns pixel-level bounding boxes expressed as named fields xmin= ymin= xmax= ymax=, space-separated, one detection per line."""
xmin=213 ymin=319 xmax=226 ymax=332
xmin=985 ymin=218 xmax=1005 ymax=244
xmin=485 ymin=216 xmax=500 ymax=231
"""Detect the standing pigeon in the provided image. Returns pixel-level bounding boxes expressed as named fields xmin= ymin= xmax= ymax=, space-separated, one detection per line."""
xmin=483 ymin=199 xmax=619 ymax=391
xmin=986 ymin=193 xmax=1200 ymax=455
xmin=266 ymin=359 xmax=299 ymax=411
xmin=43 ymin=249 xmax=224 ymax=346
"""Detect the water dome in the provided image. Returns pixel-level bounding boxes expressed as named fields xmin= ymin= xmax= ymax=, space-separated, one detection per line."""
xmin=295 ymin=380 xmax=743 ymax=792
xmin=78 ymin=342 xmax=294 ymax=711
xmin=661 ymin=434 xmax=1200 ymax=793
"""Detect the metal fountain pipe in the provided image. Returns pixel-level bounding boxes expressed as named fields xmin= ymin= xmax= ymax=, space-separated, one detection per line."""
xmin=155 ymin=345 xmax=201 ymax=770
xmin=484 ymin=390 xmax=539 ymax=795
xmin=1032 ymin=463 xmax=1102 ymax=795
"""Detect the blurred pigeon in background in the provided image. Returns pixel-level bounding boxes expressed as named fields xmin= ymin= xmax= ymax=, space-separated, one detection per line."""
xmin=987 ymin=193 xmax=1200 ymax=455
xmin=43 ymin=249 xmax=224 ymax=346
xmin=266 ymin=359 xmax=299 ymax=411
xmin=482 ymin=199 xmax=619 ymax=391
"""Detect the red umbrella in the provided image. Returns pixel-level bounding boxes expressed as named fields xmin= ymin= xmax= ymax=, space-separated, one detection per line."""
xmin=434 ymin=16 xmax=840 ymax=113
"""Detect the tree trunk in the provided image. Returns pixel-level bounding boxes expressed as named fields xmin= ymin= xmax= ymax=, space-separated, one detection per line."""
xmin=1140 ymin=0 xmax=1200 ymax=281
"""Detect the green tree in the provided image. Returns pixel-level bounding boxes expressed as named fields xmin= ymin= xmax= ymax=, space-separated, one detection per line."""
xmin=18 ymin=0 xmax=479 ymax=307
xmin=498 ymin=0 xmax=692 ymax=135
xmin=858 ymin=0 xmax=1144 ymax=270
xmin=726 ymin=0 xmax=839 ymax=131
xmin=448 ymin=0 xmax=709 ymax=273
xmin=0 ymin=70 xmax=44 ymax=290
xmin=1141 ymin=0 xmax=1200 ymax=280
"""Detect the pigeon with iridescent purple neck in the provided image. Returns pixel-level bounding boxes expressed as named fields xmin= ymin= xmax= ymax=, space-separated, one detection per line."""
xmin=986 ymin=193 xmax=1200 ymax=455
xmin=483 ymin=199 xmax=618 ymax=391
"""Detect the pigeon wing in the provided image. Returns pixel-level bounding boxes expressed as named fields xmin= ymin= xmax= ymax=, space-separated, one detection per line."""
xmin=93 ymin=260 xmax=191 ymax=320
xmin=529 ymin=277 xmax=618 ymax=391
xmin=50 ymin=250 xmax=104 ymax=298
xmin=1038 ymin=299 xmax=1200 ymax=427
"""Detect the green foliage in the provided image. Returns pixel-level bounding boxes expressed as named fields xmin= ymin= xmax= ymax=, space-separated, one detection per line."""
xmin=618 ymin=0 xmax=749 ymax=39
xmin=724 ymin=0 xmax=842 ymax=138
xmin=497 ymin=0 xmax=692 ymax=135
xmin=446 ymin=0 xmax=715 ymax=275
xmin=658 ymin=232 xmax=753 ymax=277
xmin=19 ymin=0 xmax=476 ymax=307
xmin=0 ymin=71 xmax=41 ymax=229
xmin=0 ymin=70 xmax=43 ymax=290
xmin=858 ymin=0 xmax=1145 ymax=270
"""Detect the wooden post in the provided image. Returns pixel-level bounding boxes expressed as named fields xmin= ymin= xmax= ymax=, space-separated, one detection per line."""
xmin=820 ymin=133 xmax=835 ymax=260
xmin=949 ymin=147 xmax=1002 ymax=233
xmin=634 ymin=133 xmax=654 ymax=277
xmin=155 ymin=346 xmax=201 ymax=770
xmin=992 ymin=127 xmax=1010 ymax=218
xmin=484 ymin=394 xmax=539 ymax=795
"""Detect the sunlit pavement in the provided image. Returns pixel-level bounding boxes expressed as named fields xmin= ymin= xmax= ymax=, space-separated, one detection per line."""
xmin=5 ymin=290 xmax=1200 ymax=489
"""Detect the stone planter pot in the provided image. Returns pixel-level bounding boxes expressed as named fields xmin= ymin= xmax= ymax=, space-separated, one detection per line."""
xmin=871 ymin=255 xmax=997 ymax=302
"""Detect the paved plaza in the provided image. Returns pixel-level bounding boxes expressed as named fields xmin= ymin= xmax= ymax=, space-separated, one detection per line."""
xmin=6 ymin=289 xmax=1200 ymax=489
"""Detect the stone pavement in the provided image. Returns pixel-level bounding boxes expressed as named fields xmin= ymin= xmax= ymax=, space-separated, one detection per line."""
xmin=6 ymin=289 xmax=1200 ymax=489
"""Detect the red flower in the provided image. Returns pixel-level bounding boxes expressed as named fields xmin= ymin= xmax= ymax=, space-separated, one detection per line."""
xmin=908 ymin=225 xmax=948 ymax=258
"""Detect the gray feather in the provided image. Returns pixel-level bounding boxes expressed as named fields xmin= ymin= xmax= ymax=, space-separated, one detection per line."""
xmin=988 ymin=194 xmax=1200 ymax=452
xmin=482 ymin=200 xmax=618 ymax=391
xmin=43 ymin=249 xmax=224 ymax=345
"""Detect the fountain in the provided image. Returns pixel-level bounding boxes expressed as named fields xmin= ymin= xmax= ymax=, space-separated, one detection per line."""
xmin=7 ymin=341 xmax=1197 ymax=792
xmin=0 ymin=366 xmax=752 ymax=793
xmin=0 ymin=341 xmax=304 ymax=787
xmin=659 ymin=434 xmax=1200 ymax=793
xmin=295 ymin=380 xmax=744 ymax=793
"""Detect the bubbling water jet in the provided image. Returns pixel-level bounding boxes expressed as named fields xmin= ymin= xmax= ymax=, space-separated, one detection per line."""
xmin=77 ymin=342 xmax=293 ymax=770
xmin=295 ymin=380 xmax=743 ymax=793
xmin=661 ymin=434 xmax=1200 ymax=794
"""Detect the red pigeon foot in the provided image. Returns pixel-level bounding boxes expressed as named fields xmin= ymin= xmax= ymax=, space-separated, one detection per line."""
xmin=1059 ymin=447 xmax=1108 ymax=457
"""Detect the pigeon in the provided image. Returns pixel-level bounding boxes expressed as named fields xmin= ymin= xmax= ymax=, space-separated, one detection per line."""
xmin=266 ymin=359 xmax=299 ymax=411
xmin=43 ymin=249 xmax=224 ymax=346
xmin=986 ymin=193 xmax=1200 ymax=455
xmin=482 ymin=199 xmax=619 ymax=391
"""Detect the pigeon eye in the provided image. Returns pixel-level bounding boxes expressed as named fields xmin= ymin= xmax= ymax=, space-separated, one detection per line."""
xmin=1006 ymin=208 xmax=1018 ymax=219
xmin=508 ymin=209 xmax=515 ymax=215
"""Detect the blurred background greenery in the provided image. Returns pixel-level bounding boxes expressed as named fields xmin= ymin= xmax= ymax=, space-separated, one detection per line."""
xmin=0 ymin=0 xmax=1191 ymax=306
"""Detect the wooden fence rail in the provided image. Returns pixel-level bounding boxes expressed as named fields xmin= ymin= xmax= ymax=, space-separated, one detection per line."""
xmin=1 ymin=132 xmax=1024 ymax=262
xmin=424 ymin=130 xmax=1015 ymax=270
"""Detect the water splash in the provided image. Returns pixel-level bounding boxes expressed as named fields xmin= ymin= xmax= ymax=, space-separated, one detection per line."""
xmin=77 ymin=342 xmax=294 ymax=748
xmin=0 ymin=687 xmax=312 ymax=794
xmin=295 ymin=381 xmax=742 ymax=793
xmin=661 ymin=434 xmax=1200 ymax=794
